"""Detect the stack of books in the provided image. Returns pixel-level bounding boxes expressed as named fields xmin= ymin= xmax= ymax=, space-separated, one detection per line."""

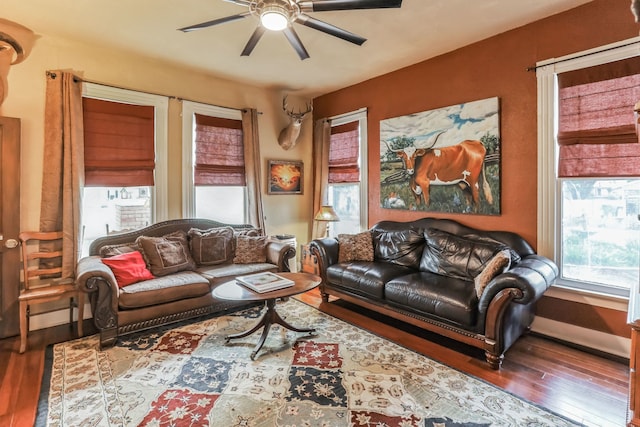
xmin=236 ymin=272 xmax=294 ymax=293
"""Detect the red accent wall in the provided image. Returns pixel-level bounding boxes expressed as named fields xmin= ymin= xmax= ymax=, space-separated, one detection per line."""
xmin=313 ymin=0 xmax=637 ymax=249
xmin=313 ymin=0 xmax=638 ymax=338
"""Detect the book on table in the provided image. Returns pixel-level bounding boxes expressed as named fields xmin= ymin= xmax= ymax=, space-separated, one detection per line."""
xmin=236 ymin=272 xmax=294 ymax=293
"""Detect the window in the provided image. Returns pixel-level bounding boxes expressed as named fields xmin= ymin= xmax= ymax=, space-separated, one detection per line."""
xmin=537 ymin=38 xmax=640 ymax=297
xmin=327 ymin=109 xmax=368 ymax=236
xmin=80 ymin=83 xmax=168 ymax=255
xmin=182 ymin=101 xmax=248 ymax=223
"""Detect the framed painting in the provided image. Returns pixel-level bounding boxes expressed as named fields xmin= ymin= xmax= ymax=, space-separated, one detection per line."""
xmin=379 ymin=96 xmax=501 ymax=215
xmin=268 ymin=160 xmax=303 ymax=195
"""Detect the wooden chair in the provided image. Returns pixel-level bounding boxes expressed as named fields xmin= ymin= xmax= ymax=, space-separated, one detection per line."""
xmin=18 ymin=231 xmax=84 ymax=353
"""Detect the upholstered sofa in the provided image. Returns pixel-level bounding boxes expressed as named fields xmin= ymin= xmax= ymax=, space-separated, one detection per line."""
xmin=76 ymin=218 xmax=295 ymax=348
xmin=309 ymin=217 xmax=557 ymax=369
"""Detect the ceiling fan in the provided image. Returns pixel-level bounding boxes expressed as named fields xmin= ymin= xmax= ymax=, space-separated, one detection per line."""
xmin=178 ymin=0 xmax=403 ymax=60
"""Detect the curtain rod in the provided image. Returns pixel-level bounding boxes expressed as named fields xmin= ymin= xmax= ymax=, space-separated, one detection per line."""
xmin=45 ymin=71 xmax=261 ymax=114
xmin=525 ymin=39 xmax=640 ymax=72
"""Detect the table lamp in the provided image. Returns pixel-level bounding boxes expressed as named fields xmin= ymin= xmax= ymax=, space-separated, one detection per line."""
xmin=314 ymin=205 xmax=340 ymax=238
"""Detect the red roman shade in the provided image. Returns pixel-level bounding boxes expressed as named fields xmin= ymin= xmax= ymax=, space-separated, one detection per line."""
xmin=194 ymin=113 xmax=245 ymax=186
xmin=328 ymin=121 xmax=360 ymax=184
xmin=83 ymin=97 xmax=155 ymax=187
xmin=557 ymin=56 xmax=640 ymax=177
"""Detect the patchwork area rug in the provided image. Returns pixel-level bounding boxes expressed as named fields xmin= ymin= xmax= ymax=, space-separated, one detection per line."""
xmin=37 ymin=299 xmax=582 ymax=427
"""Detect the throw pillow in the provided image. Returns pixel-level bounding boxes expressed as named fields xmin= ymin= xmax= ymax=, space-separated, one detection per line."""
xmin=188 ymin=226 xmax=235 ymax=265
xmin=99 ymin=242 xmax=140 ymax=258
xmin=101 ymin=251 xmax=155 ymax=288
xmin=337 ymin=231 xmax=374 ymax=263
xmin=372 ymin=228 xmax=425 ymax=268
xmin=474 ymin=249 xmax=511 ymax=298
xmin=233 ymin=235 xmax=268 ymax=264
xmin=232 ymin=228 xmax=263 ymax=257
xmin=136 ymin=230 xmax=196 ymax=276
xmin=420 ymin=228 xmax=506 ymax=280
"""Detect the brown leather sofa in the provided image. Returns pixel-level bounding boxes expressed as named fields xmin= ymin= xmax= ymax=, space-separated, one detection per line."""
xmin=309 ymin=217 xmax=557 ymax=369
xmin=77 ymin=218 xmax=295 ymax=348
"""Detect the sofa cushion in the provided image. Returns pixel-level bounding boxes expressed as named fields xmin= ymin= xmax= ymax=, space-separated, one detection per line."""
xmin=474 ymin=249 xmax=511 ymax=298
xmin=118 ymin=271 xmax=210 ymax=309
xmin=136 ymin=230 xmax=196 ymax=277
xmin=326 ymin=262 xmax=413 ymax=300
xmin=188 ymin=226 xmax=235 ymax=265
xmin=337 ymin=231 xmax=374 ymax=263
xmin=420 ymin=228 xmax=507 ymax=281
xmin=99 ymin=242 xmax=140 ymax=258
xmin=372 ymin=228 xmax=425 ymax=269
xmin=385 ymin=272 xmax=478 ymax=327
xmin=233 ymin=235 xmax=268 ymax=264
xmin=101 ymin=251 xmax=155 ymax=288
xmin=462 ymin=233 xmax=521 ymax=265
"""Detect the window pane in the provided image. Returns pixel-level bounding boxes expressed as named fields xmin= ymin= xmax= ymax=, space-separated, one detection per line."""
xmin=328 ymin=183 xmax=361 ymax=236
xmin=560 ymin=178 xmax=640 ymax=291
xmin=195 ymin=186 xmax=247 ymax=224
xmin=81 ymin=186 xmax=151 ymax=256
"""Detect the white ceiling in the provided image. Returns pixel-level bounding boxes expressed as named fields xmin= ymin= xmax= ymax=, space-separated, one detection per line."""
xmin=4 ymin=0 xmax=593 ymax=97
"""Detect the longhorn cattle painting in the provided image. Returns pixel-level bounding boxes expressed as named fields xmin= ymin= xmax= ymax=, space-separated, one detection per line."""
xmin=380 ymin=97 xmax=500 ymax=215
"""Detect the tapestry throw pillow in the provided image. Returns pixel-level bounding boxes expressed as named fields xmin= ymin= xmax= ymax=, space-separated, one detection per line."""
xmin=101 ymin=251 xmax=155 ymax=288
xmin=232 ymin=235 xmax=268 ymax=264
xmin=474 ymin=249 xmax=511 ymax=298
xmin=188 ymin=226 xmax=235 ymax=265
xmin=232 ymin=228 xmax=263 ymax=257
xmin=337 ymin=231 xmax=374 ymax=263
xmin=420 ymin=228 xmax=510 ymax=281
xmin=99 ymin=242 xmax=140 ymax=258
xmin=136 ymin=230 xmax=196 ymax=276
xmin=372 ymin=228 xmax=425 ymax=268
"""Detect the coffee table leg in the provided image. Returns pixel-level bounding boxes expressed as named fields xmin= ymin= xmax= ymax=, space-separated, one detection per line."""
xmin=225 ymin=298 xmax=316 ymax=359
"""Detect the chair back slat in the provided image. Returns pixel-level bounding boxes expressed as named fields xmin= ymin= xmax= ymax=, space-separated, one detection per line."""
xmin=19 ymin=231 xmax=65 ymax=291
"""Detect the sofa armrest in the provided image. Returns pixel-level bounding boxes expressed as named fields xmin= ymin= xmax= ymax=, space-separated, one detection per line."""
xmin=77 ymin=256 xmax=118 ymax=294
xmin=265 ymin=241 xmax=296 ymax=272
xmin=478 ymin=254 xmax=558 ymax=312
xmin=76 ymin=256 xmax=120 ymax=327
xmin=309 ymin=238 xmax=339 ymax=282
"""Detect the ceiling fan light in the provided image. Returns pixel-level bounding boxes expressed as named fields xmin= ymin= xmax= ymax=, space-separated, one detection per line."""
xmin=260 ymin=5 xmax=289 ymax=31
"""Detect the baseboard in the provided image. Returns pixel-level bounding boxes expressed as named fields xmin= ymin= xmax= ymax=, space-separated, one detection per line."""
xmin=532 ymin=316 xmax=630 ymax=359
xmin=29 ymin=302 xmax=92 ymax=332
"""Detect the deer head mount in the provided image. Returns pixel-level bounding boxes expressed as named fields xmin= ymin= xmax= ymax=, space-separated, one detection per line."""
xmin=277 ymin=96 xmax=312 ymax=150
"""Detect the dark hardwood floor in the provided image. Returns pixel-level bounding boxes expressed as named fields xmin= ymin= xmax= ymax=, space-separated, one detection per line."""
xmin=0 ymin=289 xmax=630 ymax=427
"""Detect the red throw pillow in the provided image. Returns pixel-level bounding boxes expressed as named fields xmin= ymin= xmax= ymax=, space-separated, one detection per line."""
xmin=101 ymin=251 xmax=155 ymax=288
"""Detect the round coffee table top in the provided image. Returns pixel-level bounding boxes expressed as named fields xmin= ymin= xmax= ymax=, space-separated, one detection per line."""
xmin=213 ymin=272 xmax=321 ymax=302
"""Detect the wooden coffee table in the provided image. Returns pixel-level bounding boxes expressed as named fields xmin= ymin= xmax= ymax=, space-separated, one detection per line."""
xmin=212 ymin=272 xmax=321 ymax=360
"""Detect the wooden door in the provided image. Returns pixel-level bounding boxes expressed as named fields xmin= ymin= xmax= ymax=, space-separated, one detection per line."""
xmin=0 ymin=117 xmax=21 ymax=338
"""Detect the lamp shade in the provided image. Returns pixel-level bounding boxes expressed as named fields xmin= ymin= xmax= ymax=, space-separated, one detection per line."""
xmin=314 ymin=205 xmax=340 ymax=222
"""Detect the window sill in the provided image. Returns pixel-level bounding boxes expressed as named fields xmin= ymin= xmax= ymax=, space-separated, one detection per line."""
xmin=546 ymin=283 xmax=629 ymax=311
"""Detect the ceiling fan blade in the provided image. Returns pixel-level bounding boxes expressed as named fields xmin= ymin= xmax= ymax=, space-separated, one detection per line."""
xmin=241 ymin=26 xmax=267 ymax=56
xmin=178 ymin=12 xmax=250 ymax=32
xmin=222 ymin=0 xmax=252 ymax=6
xmin=295 ymin=15 xmax=366 ymax=45
xmin=299 ymin=0 xmax=402 ymax=12
xmin=283 ymin=27 xmax=310 ymax=60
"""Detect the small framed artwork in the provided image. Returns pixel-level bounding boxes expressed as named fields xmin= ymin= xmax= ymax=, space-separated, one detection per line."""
xmin=268 ymin=160 xmax=303 ymax=195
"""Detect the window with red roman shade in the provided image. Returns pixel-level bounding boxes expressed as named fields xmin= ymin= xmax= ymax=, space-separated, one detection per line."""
xmin=328 ymin=121 xmax=360 ymax=184
xmin=194 ymin=113 xmax=245 ymax=186
xmin=557 ymin=56 xmax=640 ymax=177
xmin=83 ymin=97 xmax=155 ymax=186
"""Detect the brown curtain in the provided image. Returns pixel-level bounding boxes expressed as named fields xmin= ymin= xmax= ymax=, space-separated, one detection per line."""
xmin=83 ymin=97 xmax=155 ymax=186
xmin=40 ymin=71 xmax=84 ymax=278
xmin=241 ymin=108 xmax=265 ymax=231
xmin=311 ymin=118 xmax=331 ymax=239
